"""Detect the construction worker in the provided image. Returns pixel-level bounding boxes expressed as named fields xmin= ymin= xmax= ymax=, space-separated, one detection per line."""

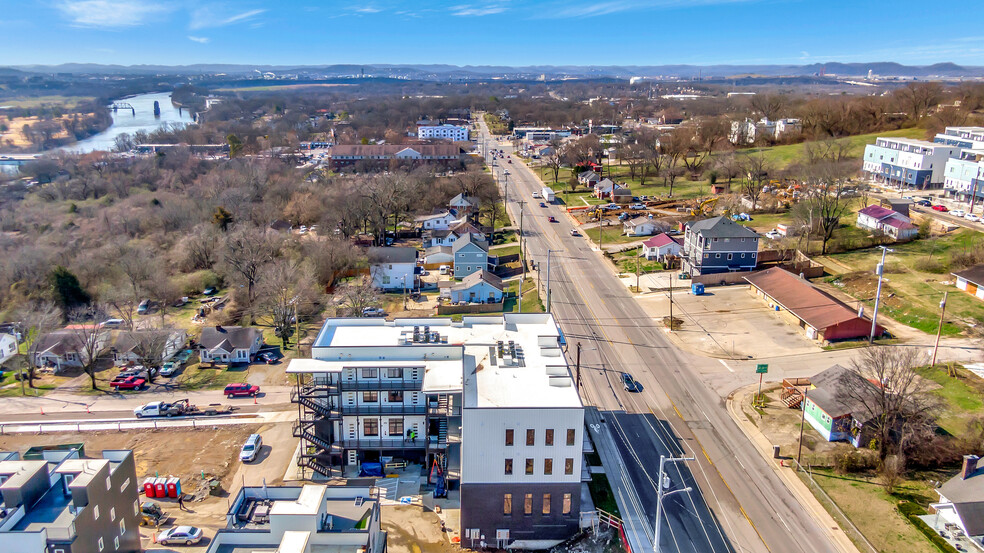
xmin=410 ymin=429 xmax=417 ymax=444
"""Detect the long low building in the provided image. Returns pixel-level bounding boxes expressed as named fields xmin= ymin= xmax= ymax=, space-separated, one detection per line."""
xmin=744 ymin=267 xmax=884 ymax=342
xmin=953 ymin=265 xmax=984 ymax=301
xmin=327 ymin=144 xmax=464 ymax=171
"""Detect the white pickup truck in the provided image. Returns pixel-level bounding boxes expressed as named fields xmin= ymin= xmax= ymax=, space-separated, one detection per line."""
xmin=134 ymin=399 xmax=234 ymax=418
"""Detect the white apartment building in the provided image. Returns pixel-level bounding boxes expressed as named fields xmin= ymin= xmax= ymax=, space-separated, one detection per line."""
xmin=729 ymin=117 xmax=801 ymax=144
xmin=934 ymin=126 xmax=984 ymax=151
xmin=418 ymin=124 xmax=469 ymax=142
xmin=288 ymin=314 xmax=583 ymax=548
xmin=942 ymin=150 xmax=984 ymax=205
xmin=861 ymin=137 xmax=962 ymax=189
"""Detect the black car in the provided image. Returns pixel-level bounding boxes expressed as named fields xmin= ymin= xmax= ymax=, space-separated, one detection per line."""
xmin=915 ymin=199 xmax=933 ymax=207
xmin=621 ymin=372 xmax=640 ymax=392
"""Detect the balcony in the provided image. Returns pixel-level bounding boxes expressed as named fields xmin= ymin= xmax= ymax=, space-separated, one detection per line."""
xmin=337 ymin=437 xmax=425 ymax=449
xmin=341 ymin=404 xmax=427 ymax=415
xmin=339 ymin=380 xmax=423 ymax=391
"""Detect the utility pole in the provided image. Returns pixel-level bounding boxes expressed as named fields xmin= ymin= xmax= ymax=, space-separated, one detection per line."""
xmin=575 ymin=342 xmax=582 ymax=391
xmin=796 ymin=388 xmax=808 ymax=466
xmin=653 ymin=455 xmax=694 ymax=552
xmin=546 ymin=249 xmax=554 ymax=313
xmin=668 ymin=272 xmax=674 ymax=331
xmin=869 ymin=245 xmax=894 ymax=344
xmin=636 ymin=254 xmax=641 ymax=292
xmin=931 ymin=291 xmax=948 ymax=367
xmin=294 ymin=300 xmax=300 ymax=358
xmin=518 ymin=201 xmax=527 ymax=277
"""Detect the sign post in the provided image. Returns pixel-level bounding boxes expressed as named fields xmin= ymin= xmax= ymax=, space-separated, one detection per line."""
xmin=755 ymin=364 xmax=768 ymax=404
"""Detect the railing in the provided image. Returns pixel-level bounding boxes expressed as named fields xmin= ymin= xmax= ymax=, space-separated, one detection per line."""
xmin=338 ymin=380 xmax=422 ymax=391
xmin=338 ymin=437 xmax=424 ymax=448
xmin=292 ymin=421 xmax=334 ymax=451
xmin=427 ymin=404 xmax=461 ymax=416
xmin=341 ymin=404 xmax=427 ymax=415
xmin=291 ymin=390 xmax=342 ymax=419
xmin=298 ymin=455 xmax=333 ymax=478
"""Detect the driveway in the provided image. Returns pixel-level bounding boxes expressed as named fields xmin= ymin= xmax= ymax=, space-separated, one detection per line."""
xmin=635 ymin=284 xmax=821 ymax=359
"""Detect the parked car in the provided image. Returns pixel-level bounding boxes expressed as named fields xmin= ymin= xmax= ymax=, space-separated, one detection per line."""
xmin=203 ymin=287 xmax=218 ymax=296
xmin=621 ymin=372 xmax=640 ymax=392
xmin=629 ymin=203 xmax=645 ymax=210
xmin=257 ymin=352 xmax=278 ymax=364
xmin=548 ymin=216 xmax=557 ymax=223
xmin=224 ymin=383 xmax=260 ymax=398
xmin=965 ymin=213 xmax=981 ymax=222
xmin=158 ymin=526 xmax=204 ymax=546
xmin=160 ymin=362 xmax=178 ymax=377
xmin=932 ymin=205 xmax=949 ymax=212
xmin=99 ymin=318 xmax=124 ymax=328
xmin=137 ymin=299 xmax=150 ymax=314
xmin=439 ymin=265 xmax=450 ymax=275
xmin=951 ymin=209 xmax=967 ymax=217
xmin=111 ymin=376 xmax=146 ymax=391
xmin=362 ymin=307 xmax=385 ymax=317
xmin=915 ymin=199 xmax=933 ymax=207
xmin=240 ymin=434 xmax=263 ymax=462
xmin=765 ymin=230 xmax=781 ymax=240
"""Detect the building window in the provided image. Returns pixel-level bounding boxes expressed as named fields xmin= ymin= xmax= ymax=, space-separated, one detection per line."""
xmin=715 ymin=253 xmax=721 ymax=259
xmin=567 ymin=429 xmax=576 ymax=446
xmin=505 ymin=429 xmax=514 ymax=446
xmin=524 ymin=494 xmax=533 ymax=515
xmin=363 ymin=391 xmax=378 ymax=403
xmin=565 ymin=458 xmax=574 ymax=475
xmin=361 ymin=368 xmax=378 ymax=379
xmin=120 ymin=478 xmax=130 ymax=493
xmin=543 ymin=493 xmax=551 ymax=515
xmin=114 ymin=538 xmax=120 ymax=550
xmin=727 ymin=253 xmax=733 ymax=260
xmin=382 ymin=276 xmax=391 ymax=284
xmin=505 ymin=459 xmax=513 ymax=475
xmin=504 ymin=494 xmax=512 ymax=515
xmin=526 ymin=458 xmax=534 ymax=475
xmin=545 ymin=429 xmax=554 ymax=446
xmin=389 ymin=419 xmax=403 ymax=435
xmin=106 ymin=476 xmax=112 ymax=490
xmin=120 ymin=519 xmax=126 ymax=535
xmin=94 ymin=505 xmax=100 ymax=520
xmin=527 ymin=429 xmax=535 ymax=445
xmin=110 ymin=507 xmax=116 ymax=521
xmin=563 ymin=493 xmax=572 ymax=515
xmin=98 ymin=538 xmax=104 ymax=552
xmin=133 ymin=500 xmax=139 ymax=516
xmin=386 ymin=368 xmax=402 ymax=378
xmin=544 ymin=458 xmax=553 ymax=475
xmin=364 ymin=419 xmax=379 ymax=436
xmin=388 ymin=391 xmax=403 ymax=402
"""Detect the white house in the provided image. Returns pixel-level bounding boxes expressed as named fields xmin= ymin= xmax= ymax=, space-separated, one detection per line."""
xmin=418 ymin=124 xmax=469 ymax=142
xmin=952 ymin=265 xmax=984 ymax=301
xmin=415 ymin=210 xmax=456 ymax=230
xmin=368 ymin=246 xmax=418 ymax=290
xmin=112 ymin=329 xmax=187 ymax=366
xmin=30 ymin=328 xmax=109 ymax=372
xmin=931 ymin=455 xmax=984 ymax=549
xmin=730 ymin=117 xmax=802 ymax=144
xmin=856 ymin=205 xmax=919 ymax=240
xmin=450 ymin=193 xmax=480 ymax=215
xmin=0 ymin=333 xmax=17 ymax=365
xmin=198 ymin=325 xmax=263 ymax=365
xmin=641 ymin=233 xmax=682 ymax=261
xmin=623 ymin=216 xmax=657 ymax=236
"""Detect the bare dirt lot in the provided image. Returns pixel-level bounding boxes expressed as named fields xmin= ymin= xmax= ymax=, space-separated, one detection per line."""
xmin=381 ymin=505 xmax=460 ymax=553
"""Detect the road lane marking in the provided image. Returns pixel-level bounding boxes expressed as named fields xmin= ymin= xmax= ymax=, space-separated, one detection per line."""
xmin=702 ymin=445 xmax=713 ymax=465
xmin=719 ymin=359 xmax=735 ymax=373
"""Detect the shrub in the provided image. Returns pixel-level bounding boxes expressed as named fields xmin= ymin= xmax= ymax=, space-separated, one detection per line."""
xmin=174 ymin=270 xmax=222 ymax=296
xmin=912 ymin=257 xmax=948 ymax=274
xmin=897 ymin=501 xmax=959 ymax=553
xmin=832 ymin=450 xmax=877 ymax=474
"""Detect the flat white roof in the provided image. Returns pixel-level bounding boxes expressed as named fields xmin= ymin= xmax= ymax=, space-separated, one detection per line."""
xmin=303 ymin=315 xmax=580 ymax=409
xmin=270 ymin=484 xmax=326 ymax=516
xmin=285 ymin=359 xmax=342 ymax=374
xmin=877 ymin=137 xmax=946 ymax=148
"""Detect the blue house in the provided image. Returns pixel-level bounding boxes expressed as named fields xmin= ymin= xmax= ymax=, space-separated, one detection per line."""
xmin=445 ymin=270 xmax=504 ymax=303
xmin=451 ymin=233 xmax=489 ymax=279
xmin=680 ymin=216 xmax=760 ymax=276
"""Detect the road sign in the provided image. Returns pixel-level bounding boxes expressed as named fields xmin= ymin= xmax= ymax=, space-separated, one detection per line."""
xmin=756 ymin=364 xmax=768 ymax=374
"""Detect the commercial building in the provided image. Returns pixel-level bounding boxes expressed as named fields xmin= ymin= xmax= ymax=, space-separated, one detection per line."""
xmin=680 ymin=216 xmax=760 ymax=276
xmin=206 ymin=483 xmax=385 ymax=553
xmin=0 ymin=448 xmax=142 ymax=553
xmin=861 ymin=137 xmax=962 ymax=189
xmin=287 ymin=314 xmax=583 ymax=548
xmin=744 ymin=267 xmax=884 ymax=342
xmin=418 ymin=124 xmax=469 ymax=142
xmin=327 ymin=145 xmax=464 ymax=171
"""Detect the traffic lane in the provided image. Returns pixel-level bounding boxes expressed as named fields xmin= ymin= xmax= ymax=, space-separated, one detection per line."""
xmin=607 ymin=412 xmax=736 ymax=553
xmin=0 ymin=403 xmax=282 ymax=422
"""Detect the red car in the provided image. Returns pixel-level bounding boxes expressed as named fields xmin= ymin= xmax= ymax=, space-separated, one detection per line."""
xmin=548 ymin=216 xmax=557 ymax=223
xmin=224 ymin=383 xmax=260 ymax=398
xmin=932 ymin=205 xmax=949 ymax=212
xmin=111 ymin=376 xmax=147 ymax=390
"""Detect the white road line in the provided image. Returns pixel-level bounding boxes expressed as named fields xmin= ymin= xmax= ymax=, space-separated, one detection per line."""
xmin=719 ymin=359 xmax=735 ymax=373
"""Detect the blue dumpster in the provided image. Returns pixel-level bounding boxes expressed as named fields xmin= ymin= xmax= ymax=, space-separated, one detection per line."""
xmin=691 ymin=283 xmax=705 ymax=295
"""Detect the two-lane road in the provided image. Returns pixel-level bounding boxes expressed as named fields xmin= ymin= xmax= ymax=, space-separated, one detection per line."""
xmin=477 ymin=121 xmax=844 ymax=553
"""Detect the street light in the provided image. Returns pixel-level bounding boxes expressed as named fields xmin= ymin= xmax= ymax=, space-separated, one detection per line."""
xmin=653 ymin=455 xmax=695 ymax=552
xmin=869 ymin=245 xmax=894 ymax=344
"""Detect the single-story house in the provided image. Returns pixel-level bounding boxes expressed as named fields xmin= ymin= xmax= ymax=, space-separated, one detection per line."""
xmin=199 ymin=325 xmax=263 ymax=365
xmin=449 ymin=193 xmax=480 ymax=215
xmin=952 ymin=265 xmax=984 ymax=301
xmin=30 ymin=329 xmax=109 ymax=372
xmin=931 ymin=455 xmax=984 ymax=546
xmin=856 ymin=205 xmax=919 ymax=240
xmin=642 ymin=233 xmax=682 ymax=261
xmin=593 ymin=178 xmax=616 ymax=198
xmin=442 ymin=270 xmax=504 ymax=304
xmin=578 ymin=171 xmax=601 ymax=186
xmin=623 ymin=216 xmax=657 ymax=236
xmin=414 ymin=210 xmax=456 ymax=230
xmin=368 ymin=246 xmax=418 ymax=290
xmin=112 ymin=329 xmax=187 ymax=366
xmin=423 ymin=246 xmax=455 ymax=266
xmin=611 ymin=187 xmax=633 ymax=204
xmin=0 ymin=333 xmax=17 ymax=365
xmin=801 ymin=364 xmax=876 ymax=446
xmin=744 ymin=267 xmax=884 ymax=342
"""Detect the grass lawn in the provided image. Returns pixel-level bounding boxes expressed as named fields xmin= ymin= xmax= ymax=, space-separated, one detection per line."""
xmin=175 ymin=362 xmax=252 ymax=390
xmin=584 ymin=225 xmax=643 ymax=246
xmin=503 ymin=277 xmax=544 ymax=313
xmin=0 ymin=95 xmax=96 ymax=109
xmin=490 ymin=244 xmax=521 ymax=257
xmin=821 ymin=229 xmax=984 ymax=334
xmin=915 ymin=365 xmax=984 ymax=436
xmin=736 ymin=128 xmax=928 ymax=169
xmin=536 ymin=165 xmax=714 ymax=203
xmin=610 ymin=247 xmax=663 ymax=274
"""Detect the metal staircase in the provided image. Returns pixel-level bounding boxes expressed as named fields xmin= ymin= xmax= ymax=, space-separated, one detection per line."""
xmin=291 ymin=389 xmax=340 ymax=419
xmin=292 ymin=420 xmax=333 ymax=451
xmin=438 ymin=418 xmax=448 ymax=446
xmin=298 ymin=455 xmax=332 ymax=478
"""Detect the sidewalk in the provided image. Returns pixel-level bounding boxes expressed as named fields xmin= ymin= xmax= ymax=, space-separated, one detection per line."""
xmin=0 ymin=386 xmax=292 ymax=416
xmin=725 ymin=385 xmax=861 ymax=553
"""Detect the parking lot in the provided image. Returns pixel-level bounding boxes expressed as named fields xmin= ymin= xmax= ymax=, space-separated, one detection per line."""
xmin=635 ymin=283 xmax=821 ymax=359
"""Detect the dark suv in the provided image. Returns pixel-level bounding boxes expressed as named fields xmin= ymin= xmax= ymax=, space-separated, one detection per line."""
xmin=621 ymin=372 xmax=641 ymax=392
xmin=224 ymin=383 xmax=260 ymax=398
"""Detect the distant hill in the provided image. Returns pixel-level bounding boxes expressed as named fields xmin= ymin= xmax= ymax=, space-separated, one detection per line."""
xmin=5 ymin=62 xmax=984 ymax=79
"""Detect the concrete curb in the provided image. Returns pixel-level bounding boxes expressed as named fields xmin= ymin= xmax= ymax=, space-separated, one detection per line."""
xmin=725 ymin=385 xmax=862 ymax=553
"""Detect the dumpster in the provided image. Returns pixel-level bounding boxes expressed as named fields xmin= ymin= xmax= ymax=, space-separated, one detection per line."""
xmin=143 ymin=478 xmax=157 ymax=498
xmin=691 ymin=283 xmax=705 ymax=295
xmin=154 ymin=477 xmax=167 ymax=497
xmin=166 ymin=477 xmax=179 ymax=498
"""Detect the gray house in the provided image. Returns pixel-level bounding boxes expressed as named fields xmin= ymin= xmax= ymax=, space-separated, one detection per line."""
xmin=0 ymin=448 xmax=142 ymax=553
xmin=445 ymin=270 xmax=504 ymax=303
xmin=681 ymin=216 xmax=760 ymax=275
xmin=199 ymin=325 xmax=264 ymax=365
xmin=452 ymin=233 xmax=489 ymax=279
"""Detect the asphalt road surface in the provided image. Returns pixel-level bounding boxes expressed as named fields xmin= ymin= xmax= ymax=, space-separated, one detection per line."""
xmin=477 ymin=120 xmax=840 ymax=553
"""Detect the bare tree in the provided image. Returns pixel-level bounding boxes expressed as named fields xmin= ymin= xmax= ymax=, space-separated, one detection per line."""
xmin=222 ymin=226 xmax=276 ymax=308
xmin=751 ymin=93 xmax=787 ymax=121
xmin=305 ymin=237 xmax=362 ymax=289
xmin=67 ymin=306 xmax=108 ymax=391
xmin=544 ymin=138 xmax=563 ymax=184
xmin=255 ymin=260 xmax=322 ymax=347
xmin=338 ymin=277 xmax=380 ymax=317
xmin=15 ymin=301 xmax=62 ymax=391
xmin=180 ymin=224 xmax=221 ymax=271
xmin=129 ymin=328 xmax=176 ymax=384
xmin=893 ymin=82 xmax=944 ymax=122
xmin=738 ymin=153 xmax=772 ymax=211
xmin=801 ymin=163 xmax=852 ymax=255
xmin=840 ymin=347 xmax=939 ymax=464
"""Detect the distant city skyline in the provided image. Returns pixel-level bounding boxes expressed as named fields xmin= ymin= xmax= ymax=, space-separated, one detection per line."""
xmin=2 ymin=0 xmax=983 ymax=67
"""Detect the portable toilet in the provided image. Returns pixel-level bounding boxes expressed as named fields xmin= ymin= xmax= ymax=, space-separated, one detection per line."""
xmin=143 ymin=478 xmax=156 ymax=498
xmin=154 ymin=477 xmax=167 ymax=498
xmin=691 ymin=283 xmax=705 ymax=296
xmin=166 ymin=477 xmax=180 ymax=498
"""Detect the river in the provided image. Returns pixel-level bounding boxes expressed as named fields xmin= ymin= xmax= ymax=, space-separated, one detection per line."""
xmin=61 ymin=91 xmax=195 ymax=153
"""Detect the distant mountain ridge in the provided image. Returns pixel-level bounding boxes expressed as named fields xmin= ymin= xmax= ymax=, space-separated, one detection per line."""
xmin=6 ymin=62 xmax=984 ymax=79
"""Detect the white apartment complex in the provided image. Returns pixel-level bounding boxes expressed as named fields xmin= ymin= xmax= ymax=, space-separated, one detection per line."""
xmin=861 ymin=137 xmax=962 ymax=189
xmin=418 ymin=124 xmax=469 ymax=142
xmin=288 ymin=314 xmax=583 ymax=548
xmin=729 ymin=117 xmax=802 ymax=144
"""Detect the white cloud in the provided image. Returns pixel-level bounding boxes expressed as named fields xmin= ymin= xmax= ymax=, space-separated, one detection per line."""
xmin=188 ymin=35 xmax=209 ymax=43
xmin=540 ymin=0 xmax=757 ymax=18
xmin=354 ymin=7 xmax=382 ymax=14
xmin=451 ymin=4 xmax=508 ymax=16
xmin=57 ymin=0 xmax=171 ymax=28
xmin=190 ymin=6 xmax=267 ymax=29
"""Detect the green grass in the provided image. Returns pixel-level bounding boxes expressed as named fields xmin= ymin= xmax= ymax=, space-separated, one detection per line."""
xmin=583 ymin=225 xmax=644 ymax=246
xmin=736 ymin=128 xmax=928 ymax=169
xmin=915 ymin=365 xmax=984 ymax=436
xmin=174 ymin=362 xmax=251 ymax=390
xmin=611 ymin=248 xmax=663 ymax=274
xmin=503 ymin=277 xmax=544 ymax=313
xmin=0 ymin=95 xmax=95 ymax=109
xmin=490 ymin=244 xmax=521 ymax=257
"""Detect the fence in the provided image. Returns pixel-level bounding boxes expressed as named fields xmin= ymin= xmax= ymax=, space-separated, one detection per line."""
xmin=793 ymin=461 xmax=879 ymax=553
xmin=436 ymin=302 xmax=504 ymax=315
xmin=0 ymin=415 xmax=257 ymax=435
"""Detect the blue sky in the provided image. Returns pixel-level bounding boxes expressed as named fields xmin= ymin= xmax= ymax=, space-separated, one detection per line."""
xmin=2 ymin=0 xmax=983 ymax=67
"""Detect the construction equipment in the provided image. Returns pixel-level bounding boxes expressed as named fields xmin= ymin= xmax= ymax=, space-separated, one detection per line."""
xmin=139 ymin=502 xmax=167 ymax=526
xmin=688 ymin=197 xmax=718 ymax=217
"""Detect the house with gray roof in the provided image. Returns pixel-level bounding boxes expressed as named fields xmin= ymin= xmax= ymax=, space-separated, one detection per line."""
xmin=801 ymin=364 xmax=878 ymax=447
xmin=680 ymin=216 xmax=760 ymax=275
xmin=368 ymin=246 xmax=418 ymax=290
xmin=932 ymin=455 xmax=984 ymax=548
xmin=451 ymin=233 xmax=489 ymax=279
xmin=443 ymin=270 xmax=504 ymax=304
xmin=199 ymin=325 xmax=263 ymax=365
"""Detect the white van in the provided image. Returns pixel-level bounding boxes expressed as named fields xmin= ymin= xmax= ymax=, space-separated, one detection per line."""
xmin=439 ymin=265 xmax=450 ymax=275
xmin=240 ymin=434 xmax=263 ymax=462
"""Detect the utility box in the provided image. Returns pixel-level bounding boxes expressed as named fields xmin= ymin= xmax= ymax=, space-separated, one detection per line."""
xmin=691 ymin=283 xmax=705 ymax=295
